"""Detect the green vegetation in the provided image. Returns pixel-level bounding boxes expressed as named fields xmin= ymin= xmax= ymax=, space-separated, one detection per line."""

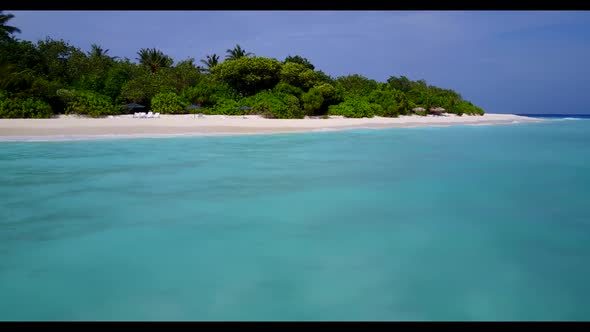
xmin=150 ymin=92 xmax=188 ymax=114
xmin=0 ymin=11 xmax=485 ymax=118
xmin=0 ymin=90 xmax=52 ymax=118
xmin=0 ymin=11 xmax=21 ymax=41
xmin=241 ymin=90 xmax=304 ymax=119
xmin=57 ymin=89 xmax=118 ymax=117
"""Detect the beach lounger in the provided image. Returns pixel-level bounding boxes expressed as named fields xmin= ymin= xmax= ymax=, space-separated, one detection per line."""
xmin=146 ymin=112 xmax=154 ymax=118
xmin=154 ymin=113 xmax=160 ymax=118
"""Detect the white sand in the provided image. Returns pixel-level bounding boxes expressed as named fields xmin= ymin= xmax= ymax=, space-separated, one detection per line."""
xmin=0 ymin=113 xmax=543 ymax=141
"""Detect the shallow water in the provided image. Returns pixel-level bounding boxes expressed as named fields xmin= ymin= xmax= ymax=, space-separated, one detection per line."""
xmin=1 ymin=119 xmax=589 ymax=320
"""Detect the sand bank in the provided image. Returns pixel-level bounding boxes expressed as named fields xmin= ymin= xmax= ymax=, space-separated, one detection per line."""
xmin=0 ymin=113 xmax=543 ymax=141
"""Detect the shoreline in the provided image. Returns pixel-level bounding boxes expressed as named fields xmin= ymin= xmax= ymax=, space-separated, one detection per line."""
xmin=0 ymin=113 xmax=544 ymax=142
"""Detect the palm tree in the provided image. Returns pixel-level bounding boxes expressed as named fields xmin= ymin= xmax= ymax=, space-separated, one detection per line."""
xmin=199 ymin=54 xmax=220 ymax=73
xmin=225 ymin=44 xmax=253 ymax=61
xmin=88 ymin=44 xmax=119 ymax=62
xmin=0 ymin=11 xmax=21 ymax=41
xmin=136 ymin=48 xmax=173 ymax=73
xmin=89 ymin=44 xmax=109 ymax=58
xmin=0 ymin=62 xmax=33 ymax=91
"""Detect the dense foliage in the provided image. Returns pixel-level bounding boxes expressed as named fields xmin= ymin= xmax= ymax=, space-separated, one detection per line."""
xmin=328 ymin=99 xmax=379 ymax=118
xmin=57 ymin=89 xmax=118 ymax=117
xmin=0 ymin=90 xmax=52 ymax=118
xmin=0 ymin=12 xmax=485 ymax=118
xmin=241 ymin=90 xmax=304 ymax=119
xmin=150 ymin=92 xmax=188 ymax=114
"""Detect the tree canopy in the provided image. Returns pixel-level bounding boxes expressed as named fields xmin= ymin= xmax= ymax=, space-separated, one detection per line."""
xmin=0 ymin=12 xmax=485 ymax=119
xmin=0 ymin=11 xmax=21 ymax=41
xmin=225 ymin=44 xmax=253 ymax=61
xmin=137 ymin=48 xmax=173 ymax=73
xmin=284 ymin=55 xmax=315 ymax=70
xmin=200 ymin=54 xmax=219 ymax=73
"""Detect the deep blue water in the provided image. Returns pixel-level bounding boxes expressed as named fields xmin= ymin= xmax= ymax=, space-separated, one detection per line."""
xmin=1 ymin=118 xmax=589 ymax=321
xmin=517 ymin=113 xmax=590 ymax=119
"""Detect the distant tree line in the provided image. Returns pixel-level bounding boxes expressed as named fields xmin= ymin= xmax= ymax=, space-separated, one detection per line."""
xmin=0 ymin=11 xmax=484 ymax=119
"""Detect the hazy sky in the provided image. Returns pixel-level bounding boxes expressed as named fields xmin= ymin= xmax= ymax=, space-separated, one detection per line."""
xmin=9 ymin=10 xmax=590 ymax=114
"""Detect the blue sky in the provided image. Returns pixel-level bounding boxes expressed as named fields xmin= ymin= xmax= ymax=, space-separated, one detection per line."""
xmin=9 ymin=11 xmax=590 ymax=114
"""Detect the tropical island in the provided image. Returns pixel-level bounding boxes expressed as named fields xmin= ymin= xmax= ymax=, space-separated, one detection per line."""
xmin=0 ymin=11 xmax=538 ymax=138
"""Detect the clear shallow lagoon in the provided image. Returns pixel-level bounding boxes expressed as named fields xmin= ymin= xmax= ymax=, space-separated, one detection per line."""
xmin=1 ymin=118 xmax=589 ymax=321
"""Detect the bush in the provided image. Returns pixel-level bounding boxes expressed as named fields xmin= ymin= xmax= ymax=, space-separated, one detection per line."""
xmin=57 ymin=89 xmax=118 ymax=117
xmin=211 ymin=56 xmax=283 ymax=96
xmin=335 ymin=74 xmax=379 ymax=98
xmin=327 ymin=98 xmax=379 ymax=118
xmin=181 ymin=80 xmax=238 ymax=108
xmin=278 ymin=94 xmax=304 ymax=119
xmin=120 ymin=68 xmax=177 ymax=107
xmin=240 ymin=90 xmax=303 ymax=119
xmin=73 ymin=73 xmax=105 ymax=93
xmin=28 ymin=77 xmax=66 ymax=113
xmin=300 ymin=83 xmax=342 ymax=116
xmin=102 ymin=60 xmax=137 ymax=101
xmin=279 ymin=62 xmax=318 ymax=90
xmin=0 ymin=92 xmax=53 ymax=118
xmin=314 ymin=83 xmax=341 ymax=105
xmin=368 ymin=89 xmax=399 ymax=117
xmin=301 ymin=88 xmax=324 ymax=116
xmin=150 ymin=92 xmax=189 ymax=114
xmin=453 ymin=100 xmax=485 ymax=115
xmin=211 ymin=98 xmax=241 ymax=115
xmin=273 ymin=81 xmax=304 ymax=98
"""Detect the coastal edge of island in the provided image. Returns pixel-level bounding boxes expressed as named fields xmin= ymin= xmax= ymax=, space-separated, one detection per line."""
xmin=0 ymin=113 xmax=544 ymax=142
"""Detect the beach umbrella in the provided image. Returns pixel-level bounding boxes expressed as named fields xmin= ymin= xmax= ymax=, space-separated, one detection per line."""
xmin=186 ymin=104 xmax=203 ymax=110
xmin=122 ymin=103 xmax=146 ymax=114
xmin=237 ymin=106 xmax=252 ymax=118
xmin=122 ymin=103 xmax=145 ymax=110
xmin=186 ymin=104 xmax=204 ymax=118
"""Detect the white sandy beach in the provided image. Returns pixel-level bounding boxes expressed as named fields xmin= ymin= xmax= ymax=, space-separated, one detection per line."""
xmin=0 ymin=113 xmax=542 ymax=141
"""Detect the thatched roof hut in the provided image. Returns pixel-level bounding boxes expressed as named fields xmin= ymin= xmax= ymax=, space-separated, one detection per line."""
xmin=429 ymin=107 xmax=446 ymax=115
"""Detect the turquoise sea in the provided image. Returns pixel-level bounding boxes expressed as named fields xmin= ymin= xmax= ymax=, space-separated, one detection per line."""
xmin=1 ymin=117 xmax=589 ymax=321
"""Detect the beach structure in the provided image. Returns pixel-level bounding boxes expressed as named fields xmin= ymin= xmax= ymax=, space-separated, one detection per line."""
xmin=186 ymin=104 xmax=203 ymax=118
xmin=122 ymin=103 xmax=145 ymax=114
xmin=237 ymin=106 xmax=252 ymax=119
xmin=132 ymin=111 xmax=160 ymax=118
xmin=123 ymin=103 xmax=148 ymax=118
xmin=412 ymin=107 xmax=426 ymax=113
xmin=186 ymin=104 xmax=203 ymax=111
xmin=429 ymin=107 xmax=446 ymax=116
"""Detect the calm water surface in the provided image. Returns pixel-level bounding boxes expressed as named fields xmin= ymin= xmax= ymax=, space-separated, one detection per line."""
xmin=0 ymin=118 xmax=589 ymax=320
